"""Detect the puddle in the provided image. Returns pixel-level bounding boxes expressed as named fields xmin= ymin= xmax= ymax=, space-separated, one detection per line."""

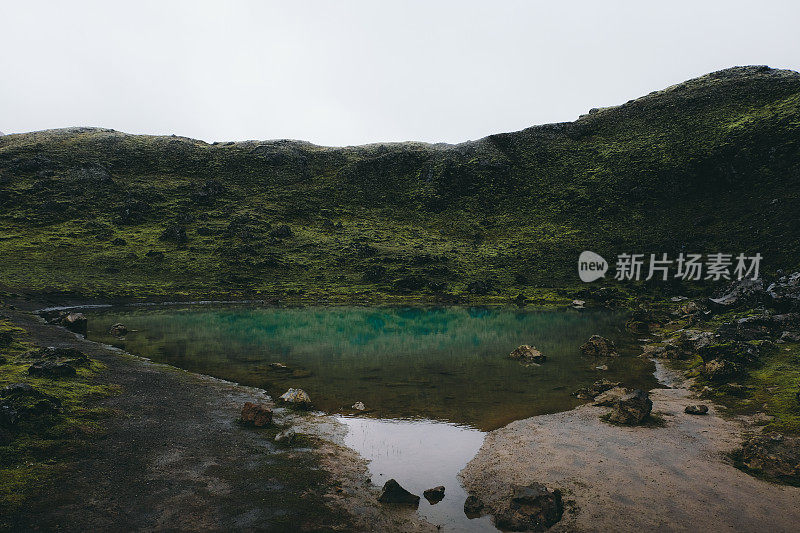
xmin=336 ymin=416 xmax=493 ymax=532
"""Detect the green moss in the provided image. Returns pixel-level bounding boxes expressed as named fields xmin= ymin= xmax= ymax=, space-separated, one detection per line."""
xmin=0 ymin=319 xmax=119 ymax=520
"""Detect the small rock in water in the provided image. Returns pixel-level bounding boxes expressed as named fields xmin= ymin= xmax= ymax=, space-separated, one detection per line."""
xmin=269 ymin=362 xmax=291 ymax=372
xmin=464 ymin=495 xmax=484 ymax=517
xmin=571 ymin=299 xmax=586 ymax=309
xmin=274 ymin=428 xmax=297 ymax=444
xmin=352 ymin=401 xmax=366 ymax=411
xmin=580 ymin=335 xmax=618 ymax=357
xmin=509 ymin=345 xmax=547 ymax=364
xmin=684 ymin=404 xmax=709 ymax=415
xmin=108 ymin=323 xmax=128 ymax=336
xmin=240 ymin=402 xmax=273 ymax=427
xmin=377 ymin=479 xmax=419 ymax=506
xmin=596 ymin=364 xmax=608 ymax=371
xmin=607 ymin=389 xmax=652 ymax=425
xmin=279 ymin=388 xmax=312 ymax=408
xmin=423 ymin=485 xmax=445 ymax=504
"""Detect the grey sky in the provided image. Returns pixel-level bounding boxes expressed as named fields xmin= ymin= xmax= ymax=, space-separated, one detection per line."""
xmin=1 ymin=0 xmax=799 ymax=146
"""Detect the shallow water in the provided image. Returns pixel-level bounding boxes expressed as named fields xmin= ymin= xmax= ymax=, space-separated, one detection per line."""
xmin=86 ymin=305 xmax=655 ymax=531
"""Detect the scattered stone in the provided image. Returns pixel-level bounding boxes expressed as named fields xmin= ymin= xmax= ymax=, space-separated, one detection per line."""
xmin=423 ymin=486 xmax=445 ymax=504
xmin=240 ymin=402 xmax=273 ymax=427
xmin=279 ymin=388 xmax=312 ymax=408
xmin=595 ymin=365 xmax=608 ymax=371
xmin=28 ymin=361 xmax=77 ymax=378
xmin=571 ymin=299 xmax=585 ymax=309
xmin=109 ymin=323 xmax=128 ymax=336
xmin=492 ymin=483 xmax=564 ymax=532
xmin=274 ymin=428 xmax=297 ymax=444
xmin=736 ymin=432 xmax=800 ymax=485
xmin=352 ymin=401 xmax=366 ymax=411
xmin=464 ymin=495 xmax=484 ymax=517
xmin=685 ymin=404 xmax=709 ymax=415
xmin=607 ymin=389 xmax=652 ymax=425
xmin=780 ymin=331 xmax=800 ymax=342
xmin=508 ymin=345 xmax=546 ymax=364
xmin=580 ymin=335 xmax=618 ymax=357
xmin=377 ymin=479 xmax=420 ymax=506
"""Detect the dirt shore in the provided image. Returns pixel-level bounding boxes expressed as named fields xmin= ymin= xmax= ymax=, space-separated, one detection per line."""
xmin=3 ymin=309 xmax=430 ymax=532
xmin=460 ymin=365 xmax=800 ymax=532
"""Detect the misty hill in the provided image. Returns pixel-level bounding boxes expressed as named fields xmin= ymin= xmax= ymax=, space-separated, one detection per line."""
xmin=0 ymin=66 xmax=799 ymax=301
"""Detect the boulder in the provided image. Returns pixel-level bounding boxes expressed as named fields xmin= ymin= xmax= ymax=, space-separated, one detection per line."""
xmin=580 ymin=335 xmax=618 ymax=357
xmin=423 ymin=486 xmax=445 ymax=504
xmin=571 ymin=299 xmax=585 ymax=309
xmin=240 ymin=402 xmax=273 ymax=427
xmin=592 ymin=386 xmax=629 ymax=406
xmin=509 ymin=345 xmax=546 ymax=364
xmin=352 ymin=401 xmax=366 ymax=411
xmin=685 ymin=404 xmax=709 ymax=415
xmin=61 ymin=313 xmax=87 ymax=336
xmin=28 ymin=361 xmax=77 ymax=378
xmin=708 ymin=278 xmax=768 ymax=310
xmin=492 ymin=483 xmax=564 ymax=532
xmin=767 ymin=272 xmax=800 ymax=311
xmin=573 ymin=379 xmax=621 ymax=400
xmin=464 ymin=495 xmax=484 ymax=517
xmin=607 ymin=389 xmax=652 ymax=425
xmin=269 ymin=225 xmax=293 ymax=239
xmin=109 ymin=323 xmax=128 ymax=336
xmin=736 ymin=433 xmax=800 ymax=485
xmin=377 ymin=479 xmax=419 ymax=506
xmin=279 ymin=388 xmax=312 ymax=408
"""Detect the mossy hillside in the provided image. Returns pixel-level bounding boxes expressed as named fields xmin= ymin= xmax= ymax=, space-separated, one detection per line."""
xmin=0 ymin=319 xmax=119 ymax=520
xmin=1 ymin=66 xmax=799 ymax=300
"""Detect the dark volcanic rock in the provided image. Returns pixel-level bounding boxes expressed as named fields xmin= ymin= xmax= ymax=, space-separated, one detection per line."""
xmin=377 ymin=479 xmax=419 ymax=506
xmin=685 ymin=404 xmax=709 ymax=415
xmin=109 ymin=323 xmax=128 ymax=336
xmin=240 ymin=402 xmax=273 ymax=427
xmin=492 ymin=483 xmax=564 ymax=532
xmin=423 ymin=486 xmax=445 ymax=504
xmin=28 ymin=361 xmax=77 ymax=378
xmin=607 ymin=389 xmax=652 ymax=425
xmin=573 ymin=379 xmax=622 ymax=400
xmin=269 ymin=224 xmax=293 ymax=239
xmin=580 ymin=335 xmax=618 ymax=357
xmin=767 ymin=272 xmax=800 ymax=311
xmin=708 ymin=278 xmax=768 ymax=310
xmin=464 ymin=495 xmax=484 ymax=517
xmin=736 ymin=433 xmax=800 ymax=485
xmin=508 ymin=345 xmax=546 ymax=364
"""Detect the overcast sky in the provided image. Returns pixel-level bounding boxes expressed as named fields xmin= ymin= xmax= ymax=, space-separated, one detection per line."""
xmin=1 ymin=1 xmax=799 ymax=146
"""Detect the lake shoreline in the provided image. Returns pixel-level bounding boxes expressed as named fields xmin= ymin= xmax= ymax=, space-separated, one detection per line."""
xmin=459 ymin=350 xmax=800 ymax=532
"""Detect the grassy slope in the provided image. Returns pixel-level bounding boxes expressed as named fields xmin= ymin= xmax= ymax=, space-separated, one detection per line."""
xmin=0 ymin=65 xmax=799 ymax=301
